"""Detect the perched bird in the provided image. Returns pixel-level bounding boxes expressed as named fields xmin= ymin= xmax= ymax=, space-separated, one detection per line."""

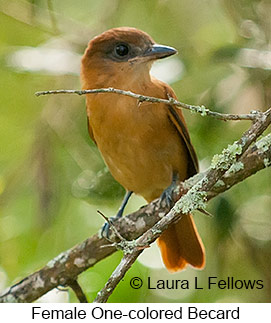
xmin=81 ymin=27 xmax=205 ymax=272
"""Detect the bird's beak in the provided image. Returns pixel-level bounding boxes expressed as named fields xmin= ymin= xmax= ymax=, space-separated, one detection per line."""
xmin=143 ymin=44 xmax=177 ymax=60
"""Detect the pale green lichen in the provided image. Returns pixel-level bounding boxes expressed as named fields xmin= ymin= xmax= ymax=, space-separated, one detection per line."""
xmin=211 ymin=141 xmax=243 ymax=170
xmin=255 ymin=134 xmax=271 ymax=153
xmin=50 ymin=277 xmax=58 ymax=284
xmin=213 ymin=179 xmax=225 ymax=189
xmin=158 ymin=212 xmax=165 ymax=218
xmin=250 ymin=110 xmax=260 ymax=115
xmin=180 ymin=173 xmax=206 ymax=192
xmin=191 ymin=105 xmax=210 ymax=116
xmin=173 ymin=189 xmax=207 ymax=214
xmin=240 ymin=137 xmax=248 ymax=146
xmin=173 ymin=175 xmax=209 ymax=214
xmin=135 ymin=218 xmax=145 ymax=230
xmin=74 ymin=257 xmax=85 ymax=268
xmin=46 ymin=252 xmax=69 ymax=268
xmin=199 ymin=176 xmax=210 ymax=187
xmin=118 ymin=240 xmax=138 ymax=255
xmin=34 ymin=275 xmax=45 ymax=289
xmin=227 ymin=161 xmax=244 ymax=175
xmin=151 ymin=228 xmax=162 ymax=235
xmin=88 ymin=258 xmax=96 ymax=265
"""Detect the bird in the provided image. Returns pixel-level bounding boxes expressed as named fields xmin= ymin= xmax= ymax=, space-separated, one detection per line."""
xmin=80 ymin=27 xmax=205 ymax=272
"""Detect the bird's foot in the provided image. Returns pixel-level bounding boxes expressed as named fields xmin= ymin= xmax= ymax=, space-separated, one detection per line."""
xmin=101 ymin=216 xmax=118 ymax=240
xmin=160 ymin=173 xmax=178 ymax=209
xmin=160 ymin=185 xmax=175 ymax=209
xmin=100 ymin=208 xmax=124 ymax=240
xmin=100 ymin=191 xmax=133 ymax=239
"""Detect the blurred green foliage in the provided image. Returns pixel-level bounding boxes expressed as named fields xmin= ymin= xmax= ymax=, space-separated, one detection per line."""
xmin=0 ymin=0 xmax=270 ymax=302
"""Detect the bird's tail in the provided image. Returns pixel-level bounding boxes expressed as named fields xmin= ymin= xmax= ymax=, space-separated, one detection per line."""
xmin=157 ymin=213 xmax=205 ymax=272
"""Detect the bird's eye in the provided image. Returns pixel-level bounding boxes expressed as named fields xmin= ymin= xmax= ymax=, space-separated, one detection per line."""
xmin=115 ymin=44 xmax=129 ymax=57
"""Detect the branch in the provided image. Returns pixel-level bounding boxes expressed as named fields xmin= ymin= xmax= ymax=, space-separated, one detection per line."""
xmin=93 ymin=108 xmax=271 ymax=302
xmin=67 ymin=279 xmax=88 ymax=303
xmin=35 ymin=88 xmax=261 ymax=121
xmin=0 ymin=109 xmax=270 ymax=303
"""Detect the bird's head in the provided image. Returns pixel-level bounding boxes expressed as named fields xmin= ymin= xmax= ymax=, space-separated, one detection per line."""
xmin=81 ymin=27 xmax=177 ymax=88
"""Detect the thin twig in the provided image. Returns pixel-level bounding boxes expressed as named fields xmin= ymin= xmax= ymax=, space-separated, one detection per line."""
xmin=35 ymin=88 xmax=261 ymax=121
xmin=97 ymin=210 xmax=126 ymax=241
xmin=197 ymin=208 xmax=213 ymax=217
xmin=94 ymin=253 xmax=142 ymax=303
xmin=68 ymin=279 xmax=88 ymax=303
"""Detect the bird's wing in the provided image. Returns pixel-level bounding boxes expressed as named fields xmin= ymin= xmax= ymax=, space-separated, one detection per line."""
xmin=163 ymin=84 xmax=199 ymax=177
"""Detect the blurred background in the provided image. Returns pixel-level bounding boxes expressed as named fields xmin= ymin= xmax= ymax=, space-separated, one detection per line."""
xmin=0 ymin=0 xmax=270 ymax=303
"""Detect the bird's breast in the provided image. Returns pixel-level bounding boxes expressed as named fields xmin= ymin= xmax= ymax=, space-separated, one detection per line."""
xmin=86 ymin=93 xmax=187 ymax=201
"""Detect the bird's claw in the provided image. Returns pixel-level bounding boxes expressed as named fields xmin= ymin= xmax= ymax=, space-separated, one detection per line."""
xmin=160 ymin=173 xmax=178 ymax=209
xmin=160 ymin=186 xmax=175 ymax=209
xmin=101 ymin=216 xmax=118 ymax=240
